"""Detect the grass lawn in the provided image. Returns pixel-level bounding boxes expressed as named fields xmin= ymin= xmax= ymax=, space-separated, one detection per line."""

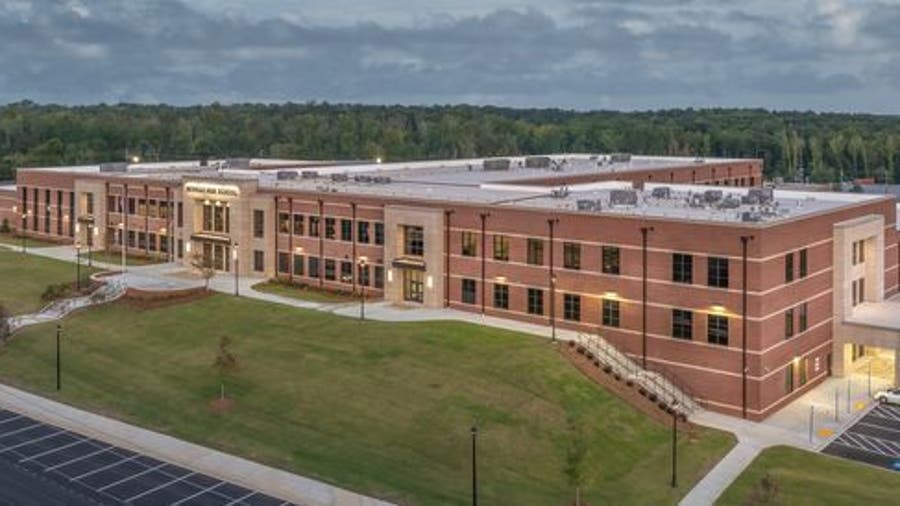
xmin=0 ymin=249 xmax=99 ymax=315
xmin=0 ymin=233 xmax=59 ymax=249
xmin=717 ymin=445 xmax=900 ymax=505
xmin=0 ymin=292 xmax=734 ymax=506
xmin=78 ymin=250 xmax=163 ymax=267
xmin=252 ymin=280 xmax=360 ymax=303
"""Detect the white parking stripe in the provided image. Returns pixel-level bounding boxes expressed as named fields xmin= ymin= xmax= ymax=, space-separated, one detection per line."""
xmin=0 ymin=422 xmax=41 ymax=440
xmin=844 ymin=432 xmax=900 ymax=457
xmin=0 ymin=429 xmax=65 ymax=454
xmin=96 ymin=461 xmax=167 ymax=492
xmin=68 ymin=454 xmax=141 ymax=481
xmin=43 ymin=446 xmax=112 ymax=472
xmin=170 ymin=482 xmax=225 ymax=505
xmin=226 ymin=490 xmax=257 ymax=505
xmin=124 ymin=471 xmax=196 ymax=503
xmin=857 ymin=422 xmax=900 ymax=435
xmin=0 ymin=414 xmax=23 ymax=425
xmin=842 ymin=433 xmax=882 ymax=454
xmin=19 ymin=437 xmax=89 ymax=463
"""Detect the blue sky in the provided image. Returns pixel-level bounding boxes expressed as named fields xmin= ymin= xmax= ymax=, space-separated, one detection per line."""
xmin=1 ymin=0 xmax=897 ymax=112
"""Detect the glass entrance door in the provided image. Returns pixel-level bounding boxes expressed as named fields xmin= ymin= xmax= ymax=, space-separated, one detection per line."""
xmin=403 ymin=270 xmax=424 ymax=303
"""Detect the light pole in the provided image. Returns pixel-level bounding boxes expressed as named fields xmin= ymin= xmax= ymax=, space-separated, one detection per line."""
xmin=56 ymin=324 xmax=62 ymax=391
xmin=75 ymin=242 xmax=82 ymax=291
xmin=232 ymin=242 xmax=239 ymax=296
xmin=671 ymin=408 xmax=678 ymax=488
xmin=21 ymin=210 xmax=31 ymax=253
xmin=118 ymin=222 xmax=126 ymax=276
xmin=87 ymin=223 xmax=96 ymax=267
xmin=470 ymin=425 xmax=478 ymax=506
xmin=358 ymin=256 xmax=368 ymax=321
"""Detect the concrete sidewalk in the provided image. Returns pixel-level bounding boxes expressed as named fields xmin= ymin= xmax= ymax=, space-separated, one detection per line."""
xmin=0 ymin=384 xmax=392 ymax=506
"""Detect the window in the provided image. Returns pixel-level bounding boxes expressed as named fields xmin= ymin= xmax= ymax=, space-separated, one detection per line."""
xmin=138 ymin=199 xmax=146 ymax=216
xmin=308 ymin=257 xmax=320 ymax=278
xmin=526 ymin=239 xmax=544 ymax=265
xmin=493 ymin=235 xmax=509 ymax=261
xmin=707 ymin=315 xmax=729 ymax=346
xmin=85 ymin=192 xmax=94 ymax=215
xmin=148 ymin=233 xmax=157 ymax=251
xmin=325 ymin=218 xmax=336 ymax=239
xmin=493 ymin=284 xmax=509 ymax=309
xmin=799 ymin=303 xmax=808 ymax=332
xmin=852 ymin=278 xmax=866 ymax=306
xmin=325 ymin=259 xmax=336 ymax=280
xmin=293 ymin=214 xmax=304 ymax=236
xmin=602 ymin=246 xmax=620 ymax=275
xmin=358 ymin=264 xmax=370 ymax=286
xmin=672 ymin=253 xmax=693 ymax=283
xmin=785 ymin=308 xmax=794 ymax=339
xmin=462 ymin=279 xmax=477 ymax=304
xmin=461 ymin=232 xmax=477 ymax=257
xmin=278 ymin=252 xmax=290 ymax=273
xmin=707 ymin=257 xmax=729 ymax=288
xmin=672 ymin=309 xmax=693 ymax=339
xmin=799 ymin=248 xmax=808 ymax=278
xmin=278 ymin=213 xmax=290 ymax=234
xmin=253 ymin=250 xmax=264 ymax=272
xmin=340 ymin=261 xmax=353 ymax=282
xmin=357 ymin=221 xmax=370 ymax=243
xmin=147 ymin=199 xmax=158 ymax=218
xmin=527 ymin=288 xmax=544 ymax=315
xmin=404 ymin=226 xmax=424 ymax=256
xmin=341 ymin=219 xmax=352 ymax=241
xmin=128 ymin=197 xmax=136 ymax=215
xmin=177 ymin=202 xmax=183 ymax=227
xmin=293 ymin=254 xmax=305 ymax=276
xmin=374 ymin=266 xmax=384 ymax=289
xmin=799 ymin=357 xmax=808 ymax=386
xmin=374 ymin=223 xmax=384 ymax=245
xmin=253 ymin=209 xmax=265 ymax=238
xmin=785 ymin=252 xmax=794 ymax=283
xmin=309 ymin=216 xmax=320 ymax=237
xmin=564 ymin=294 xmax=581 ymax=321
xmin=852 ymin=240 xmax=866 ymax=265
xmin=784 ymin=365 xmax=794 ymax=393
xmin=602 ymin=299 xmax=620 ymax=327
xmin=563 ymin=242 xmax=581 ymax=270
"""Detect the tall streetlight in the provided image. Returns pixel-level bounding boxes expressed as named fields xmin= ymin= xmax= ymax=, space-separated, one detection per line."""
xmin=232 ymin=242 xmax=240 ymax=296
xmin=671 ymin=407 xmax=678 ymax=488
xmin=21 ymin=209 xmax=32 ymax=253
xmin=118 ymin=222 xmax=126 ymax=276
xmin=75 ymin=241 xmax=82 ymax=291
xmin=470 ymin=425 xmax=478 ymax=506
xmin=358 ymin=256 xmax=368 ymax=321
xmin=56 ymin=324 xmax=62 ymax=391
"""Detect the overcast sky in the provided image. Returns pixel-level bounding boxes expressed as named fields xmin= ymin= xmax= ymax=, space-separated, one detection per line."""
xmin=1 ymin=0 xmax=898 ymax=112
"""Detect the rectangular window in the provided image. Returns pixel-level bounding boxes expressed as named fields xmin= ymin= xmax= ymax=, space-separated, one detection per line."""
xmin=128 ymin=197 xmax=136 ymax=215
xmin=309 ymin=216 xmax=320 ymax=237
xmin=308 ymin=257 xmax=320 ymax=278
xmin=374 ymin=223 xmax=385 ymax=245
xmin=493 ymin=284 xmax=509 ymax=309
xmin=493 ymin=235 xmax=509 ymax=261
xmin=563 ymin=242 xmax=581 ymax=270
xmin=253 ymin=209 xmax=265 ymax=238
xmin=278 ymin=252 xmax=290 ymax=273
xmin=340 ymin=261 xmax=353 ymax=282
xmin=325 ymin=259 xmax=336 ymax=280
xmin=253 ymin=250 xmax=264 ymax=272
xmin=148 ymin=233 xmax=157 ymax=251
xmin=602 ymin=299 xmax=620 ymax=327
xmin=526 ymin=239 xmax=544 ymax=265
xmin=707 ymin=315 xmax=729 ymax=346
xmin=852 ymin=240 xmax=866 ymax=265
xmin=177 ymin=239 xmax=183 ymax=259
xmin=799 ymin=303 xmax=808 ymax=332
xmin=672 ymin=309 xmax=693 ymax=339
xmin=527 ymin=288 xmax=544 ymax=315
xmin=785 ymin=308 xmax=794 ymax=339
xmin=785 ymin=252 xmax=794 ymax=283
xmin=602 ymin=246 xmax=620 ymax=275
xmin=278 ymin=213 xmax=290 ymax=234
xmin=799 ymin=357 xmax=808 ymax=386
xmin=673 ymin=253 xmax=693 ymax=284
xmin=404 ymin=226 xmax=424 ymax=256
xmin=293 ymin=214 xmax=304 ymax=236
xmin=564 ymin=293 xmax=581 ymax=321
xmin=138 ymin=199 xmax=146 ymax=216
xmin=784 ymin=365 xmax=794 ymax=393
xmin=177 ymin=202 xmax=183 ymax=227
xmin=341 ymin=219 xmax=352 ymax=241
xmin=85 ymin=192 xmax=94 ymax=215
xmin=147 ymin=199 xmax=158 ymax=218
xmin=325 ymin=218 xmax=336 ymax=239
xmin=358 ymin=264 xmax=370 ymax=286
xmin=707 ymin=257 xmax=729 ymax=288
xmin=799 ymin=248 xmax=808 ymax=278
xmin=462 ymin=279 xmax=477 ymax=304
xmin=357 ymin=221 xmax=370 ymax=243
xmin=293 ymin=254 xmax=305 ymax=276
xmin=374 ymin=266 xmax=384 ymax=289
xmin=461 ymin=232 xmax=477 ymax=257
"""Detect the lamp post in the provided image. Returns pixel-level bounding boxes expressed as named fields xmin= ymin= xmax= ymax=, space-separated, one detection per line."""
xmin=118 ymin=222 xmax=126 ymax=276
xmin=21 ymin=210 xmax=31 ymax=253
xmin=232 ymin=242 xmax=239 ymax=296
xmin=671 ymin=408 xmax=678 ymax=488
xmin=358 ymin=256 xmax=368 ymax=321
xmin=470 ymin=425 xmax=478 ymax=506
xmin=75 ymin=242 xmax=82 ymax=291
xmin=56 ymin=324 xmax=62 ymax=391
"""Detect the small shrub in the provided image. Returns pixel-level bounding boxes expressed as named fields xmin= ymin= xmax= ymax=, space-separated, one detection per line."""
xmin=567 ymin=340 xmax=576 ymax=347
xmin=592 ymin=359 xmax=600 ymax=367
xmin=602 ymin=365 xmax=613 ymax=374
xmin=576 ymin=345 xmax=586 ymax=355
xmin=41 ymin=283 xmax=71 ymax=302
xmin=585 ymin=352 xmax=594 ymax=360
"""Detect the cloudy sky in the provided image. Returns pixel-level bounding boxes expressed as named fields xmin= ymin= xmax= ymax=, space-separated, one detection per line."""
xmin=1 ymin=0 xmax=897 ymax=112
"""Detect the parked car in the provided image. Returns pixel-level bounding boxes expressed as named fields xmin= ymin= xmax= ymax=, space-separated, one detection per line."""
xmin=874 ymin=388 xmax=900 ymax=405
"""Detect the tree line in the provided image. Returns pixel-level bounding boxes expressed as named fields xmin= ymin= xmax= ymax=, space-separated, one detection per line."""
xmin=1 ymin=101 xmax=899 ymax=184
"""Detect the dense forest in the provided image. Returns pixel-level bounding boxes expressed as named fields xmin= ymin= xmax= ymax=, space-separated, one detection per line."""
xmin=1 ymin=101 xmax=899 ymax=184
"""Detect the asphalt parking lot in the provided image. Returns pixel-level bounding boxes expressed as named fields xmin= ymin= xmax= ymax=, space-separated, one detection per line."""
xmin=822 ymin=402 xmax=900 ymax=471
xmin=0 ymin=408 xmax=294 ymax=505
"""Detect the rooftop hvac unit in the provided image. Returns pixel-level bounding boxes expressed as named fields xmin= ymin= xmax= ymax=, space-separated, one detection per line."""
xmin=610 ymin=153 xmax=632 ymax=163
xmin=301 ymin=170 xmax=319 ymax=179
xmin=483 ymin=158 xmax=511 ymax=171
xmin=718 ymin=195 xmax=742 ymax=209
xmin=99 ymin=162 xmax=128 ymax=173
xmin=551 ymin=186 xmax=570 ymax=199
xmin=525 ymin=156 xmax=552 ymax=169
xmin=550 ymin=160 xmax=564 ymax=171
xmin=276 ymin=170 xmax=298 ymax=180
xmin=576 ymin=199 xmax=596 ymax=211
xmin=650 ymin=187 xmax=671 ymax=199
xmin=741 ymin=211 xmax=763 ymax=222
xmin=746 ymin=187 xmax=774 ymax=205
xmin=694 ymin=157 xmax=705 ymax=163
xmin=373 ymin=176 xmax=392 ymax=184
xmin=688 ymin=194 xmax=706 ymax=208
xmin=609 ymin=189 xmax=638 ymax=206
xmin=330 ymin=173 xmax=349 ymax=182
xmin=703 ymin=190 xmax=723 ymax=203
